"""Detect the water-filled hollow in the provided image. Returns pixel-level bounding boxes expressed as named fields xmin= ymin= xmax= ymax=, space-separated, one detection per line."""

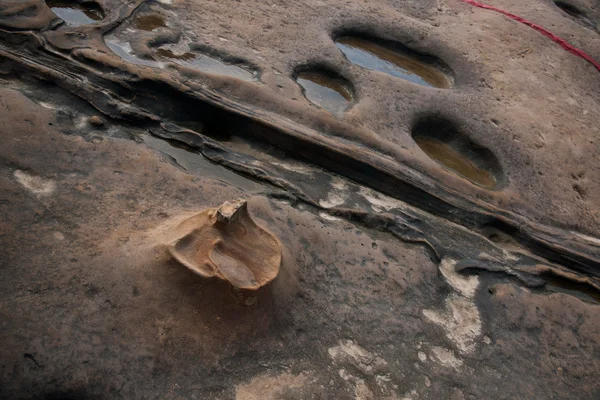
xmin=412 ymin=117 xmax=503 ymax=189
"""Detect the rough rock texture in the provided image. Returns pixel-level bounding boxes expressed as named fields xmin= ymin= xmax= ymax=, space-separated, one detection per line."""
xmin=1 ymin=0 xmax=600 ymax=399
xmin=166 ymin=199 xmax=282 ymax=290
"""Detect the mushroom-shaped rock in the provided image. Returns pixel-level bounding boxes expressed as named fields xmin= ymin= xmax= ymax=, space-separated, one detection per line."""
xmin=167 ymin=199 xmax=281 ymax=290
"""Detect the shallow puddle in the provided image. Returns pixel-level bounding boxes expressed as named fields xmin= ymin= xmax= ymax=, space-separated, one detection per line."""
xmin=157 ymin=50 xmax=256 ymax=81
xmin=47 ymin=0 xmax=104 ymax=26
xmin=105 ymin=40 xmax=164 ymax=68
xmin=142 ymin=134 xmax=264 ymax=192
xmin=132 ymin=14 xmax=167 ymax=31
xmin=335 ymin=37 xmax=450 ymax=88
xmin=414 ymin=136 xmax=496 ymax=189
xmin=543 ymin=274 xmax=600 ymax=305
xmin=156 ymin=48 xmax=196 ymax=62
xmin=105 ymin=38 xmax=256 ymax=81
xmin=296 ymin=72 xmax=353 ymax=115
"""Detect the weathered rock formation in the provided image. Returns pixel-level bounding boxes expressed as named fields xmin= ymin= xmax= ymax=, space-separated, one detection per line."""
xmin=167 ymin=199 xmax=281 ymax=290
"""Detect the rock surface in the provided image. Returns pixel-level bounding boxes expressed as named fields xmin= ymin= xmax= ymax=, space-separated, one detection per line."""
xmin=166 ymin=199 xmax=282 ymax=290
xmin=0 ymin=0 xmax=600 ymax=399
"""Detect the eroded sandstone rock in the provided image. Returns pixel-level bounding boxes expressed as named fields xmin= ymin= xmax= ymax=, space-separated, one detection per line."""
xmin=166 ymin=199 xmax=281 ymax=290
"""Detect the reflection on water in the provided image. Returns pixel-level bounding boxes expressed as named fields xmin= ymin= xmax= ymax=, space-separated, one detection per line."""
xmin=47 ymin=0 xmax=103 ymax=26
xmin=335 ymin=37 xmax=450 ymax=88
xmin=156 ymin=48 xmax=196 ymax=62
xmin=106 ymin=39 xmax=257 ymax=81
xmin=296 ymin=72 xmax=353 ymax=115
xmin=142 ymin=134 xmax=264 ymax=192
xmin=159 ymin=51 xmax=256 ymax=81
xmin=414 ymin=136 xmax=496 ymax=189
xmin=105 ymin=40 xmax=164 ymax=68
xmin=133 ymin=14 xmax=167 ymax=31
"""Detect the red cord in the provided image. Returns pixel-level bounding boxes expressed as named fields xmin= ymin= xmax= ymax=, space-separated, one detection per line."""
xmin=460 ymin=0 xmax=600 ymax=72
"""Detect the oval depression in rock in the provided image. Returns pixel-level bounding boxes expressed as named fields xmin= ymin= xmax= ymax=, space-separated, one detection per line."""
xmin=414 ymin=136 xmax=497 ymax=189
xmin=412 ymin=118 xmax=503 ymax=189
xmin=335 ymin=36 xmax=452 ymax=88
xmin=296 ymin=71 xmax=354 ymax=115
xmin=157 ymin=49 xmax=257 ymax=81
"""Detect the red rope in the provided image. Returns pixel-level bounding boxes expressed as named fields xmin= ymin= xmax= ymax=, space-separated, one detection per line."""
xmin=460 ymin=0 xmax=600 ymax=72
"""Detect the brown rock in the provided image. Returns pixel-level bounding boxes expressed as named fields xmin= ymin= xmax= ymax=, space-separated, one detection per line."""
xmin=89 ymin=116 xmax=104 ymax=127
xmin=167 ymin=199 xmax=282 ymax=290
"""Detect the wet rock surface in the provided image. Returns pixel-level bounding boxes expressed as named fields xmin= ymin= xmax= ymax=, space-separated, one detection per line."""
xmin=334 ymin=36 xmax=453 ymax=88
xmin=0 ymin=0 xmax=600 ymax=399
xmin=296 ymin=70 xmax=354 ymax=115
xmin=47 ymin=0 xmax=104 ymax=27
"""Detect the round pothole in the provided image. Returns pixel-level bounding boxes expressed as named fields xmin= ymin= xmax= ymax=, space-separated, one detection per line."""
xmin=295 ymin=70 xmax=354 ymax=116
xmin=335 ymin=36 xmax=454 ymax=88
xmin=47 ymin=0 xmax=104 ymax=26
xmin=412 ymin=118 xmax=503 ymax=189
